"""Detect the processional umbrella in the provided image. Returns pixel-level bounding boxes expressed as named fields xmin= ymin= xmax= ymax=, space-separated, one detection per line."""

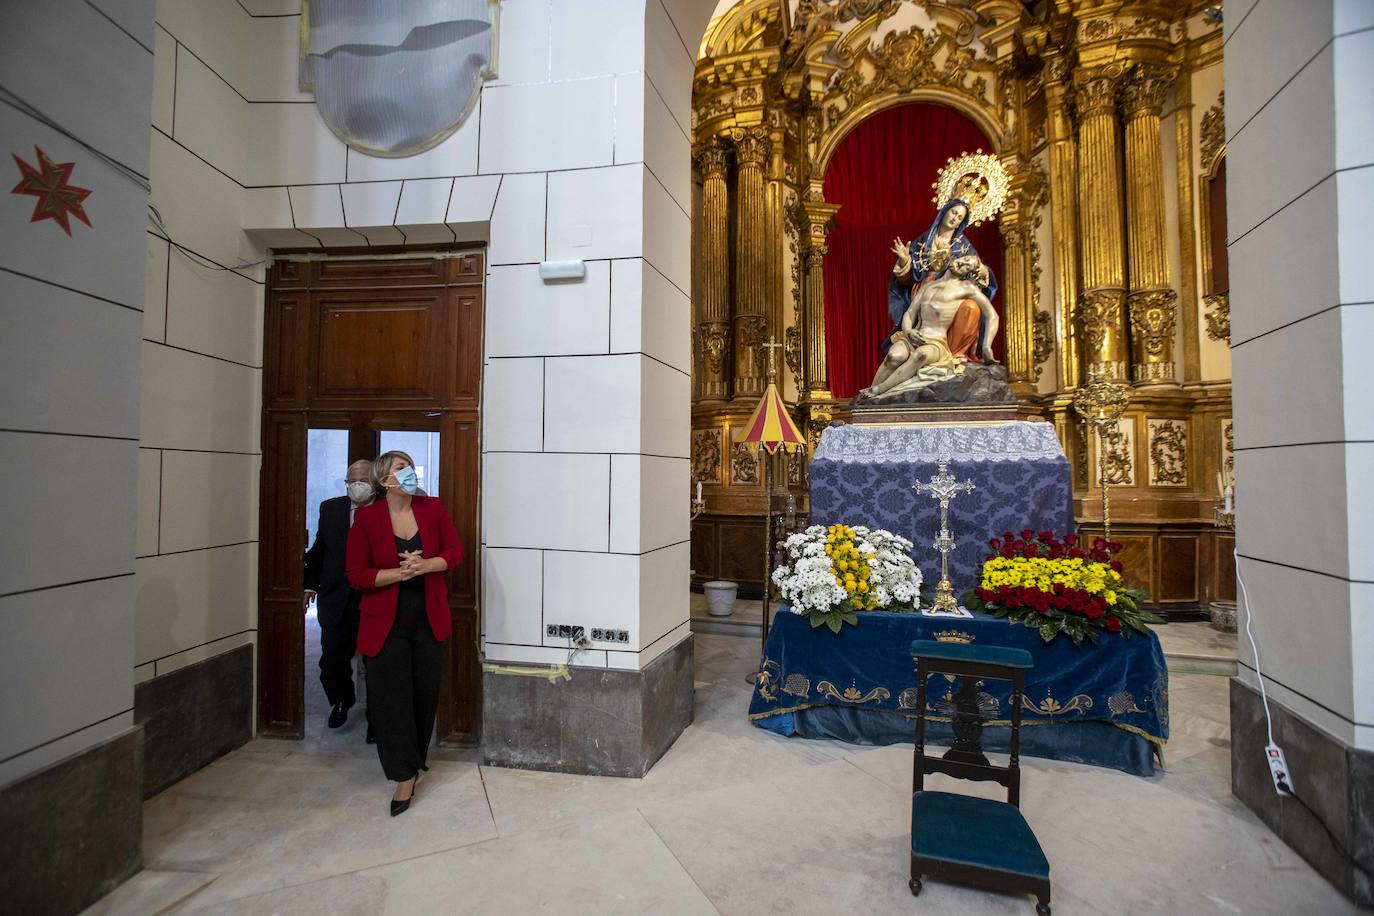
xmin=735 ymin=348 xmax=807 ymax=656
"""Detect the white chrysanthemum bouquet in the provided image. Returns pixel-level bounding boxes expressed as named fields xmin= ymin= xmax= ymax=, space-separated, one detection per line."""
xmin=771 ymin=524 xmax=923 ymax=632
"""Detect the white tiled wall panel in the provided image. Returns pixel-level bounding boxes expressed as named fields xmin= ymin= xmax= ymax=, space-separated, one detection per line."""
xmin=0 ymin=0 xmax=155 ymax=174
xmin=0 ymin=577 xmax=136 ymax=767
xmin=139 ymin=341 xmax=260 ymax=453
xmin=166 ymin=256 xmax=264 ymax=367
xmin=488 ymin=172 xmax=548 ymax=265
xmin=546 ymin=165 xmax=645 ymax=262
xmin=0 ymin=105 xmax=151 ymax=311
xmin=135 ymin=542 xmax=257 ymax=666
xmin=0 ymin=273 xmax=142 ymax=439
xmin=486 ymin=262 xmax=612 ymax=358
xmin=136 ymin=449 xmax=161 ymax=557
xmin=1224 ymin=0 xmax=1334 ymax=131
xmin=479 ymin=78 xmax=617 ymax=174
xmin=157 ymin=451 xmax=260 ymax=554
xmin=1231 ymin=308 xmax=1345 ymax=448
xmin=1336 ymin=166 xmax=1374 ymax=306
xmin=483 ymin=452 xmax=610 ymax=551
xmin=1226 ymin=42 xmax=1335 ymax=241
xmin=483 ymin=357 xmax=546 ymax=452
xmin=544 ymin=355 xmax=641 ymax=453
xmin=550 ymin=0 xmax=643 ymax=80
xmin=0 ymin=433 xmax=138 ymax=595
xmin=482 ymin=547 xmax=543 ymax=646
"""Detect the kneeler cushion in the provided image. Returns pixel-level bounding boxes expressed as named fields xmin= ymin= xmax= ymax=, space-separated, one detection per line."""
xmin=911 ymin=791 xmax=1049 ymax=878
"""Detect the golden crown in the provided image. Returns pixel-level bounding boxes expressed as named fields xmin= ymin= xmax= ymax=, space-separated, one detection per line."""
xmin=934 ymin=629 xmax=975 ymax=645
xmin=931 ymin=150 xmax=1009 ymax=227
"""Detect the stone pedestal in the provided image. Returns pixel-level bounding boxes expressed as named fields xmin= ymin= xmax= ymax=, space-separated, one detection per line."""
xmin=482 ymin=636 xmax=694 ymax=778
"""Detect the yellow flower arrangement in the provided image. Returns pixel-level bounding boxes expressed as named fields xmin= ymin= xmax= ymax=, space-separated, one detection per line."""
xmin=823 ymin=524 xmax=882 ymax=612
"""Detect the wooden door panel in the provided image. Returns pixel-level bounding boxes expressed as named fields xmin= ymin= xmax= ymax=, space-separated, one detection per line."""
xmin=445 ymin=289 xmax=482 ymax=408
xmin=312 ymin=258 xmax=446 ymax=287
xmin=313 ymin=292 xmax=443 ymax=401
xmin=264 ymin=294 xmax=308 ymax=407
xmin=263 ymin=251 xmax=484 ymax=744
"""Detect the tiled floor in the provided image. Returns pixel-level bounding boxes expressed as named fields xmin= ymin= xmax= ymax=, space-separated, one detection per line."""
xmin=88 ymin=615 xmax=1351 ymax=915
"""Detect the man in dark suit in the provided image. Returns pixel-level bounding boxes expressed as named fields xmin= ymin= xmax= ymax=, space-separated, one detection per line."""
xmin=304 ymin=458 xmax=375 ymax=730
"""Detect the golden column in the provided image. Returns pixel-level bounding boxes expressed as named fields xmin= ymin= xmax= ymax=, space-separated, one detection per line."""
xmin=998 ymin=187 xmax=1038 ymax=393
xmin=1122 ymin=63 xmax=1180 ymax=384
xmin=730 ymin=125 xmax=772 ymax=401
xmin=695 ymin=138 xmax=732 ymax=403
xmin=1044 ymin=55 xmax=1082 ymax=390
xmin=799 ymin=191 xmax=840 ymax=402
xmin=1074 ymin=64 xmax=1129 ymax=381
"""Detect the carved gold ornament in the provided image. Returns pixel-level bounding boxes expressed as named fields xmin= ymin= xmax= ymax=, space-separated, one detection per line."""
xmin=1204 ymin=292 xmax=1230 ymax=342
xmin=692 ymin=428 xmax=722 ymax=486
xmin=933 ymin=150 xmax=1009 ymax=226
xmin=1148 ymin=419 xmax=1188 ymax=487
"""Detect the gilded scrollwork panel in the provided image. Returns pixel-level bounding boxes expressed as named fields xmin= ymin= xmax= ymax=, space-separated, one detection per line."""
xmin=1147 ymin=418 xmax=1188 ymax=487
xmin=1096 ymin=417 xmax=1135 ymax=487
xmin=692 ymin=427 xmax=723 ymax=486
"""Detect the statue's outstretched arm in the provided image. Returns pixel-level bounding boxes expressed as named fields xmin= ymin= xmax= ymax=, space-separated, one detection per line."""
xmin=972 ymin=288 xmax=999 ymax=361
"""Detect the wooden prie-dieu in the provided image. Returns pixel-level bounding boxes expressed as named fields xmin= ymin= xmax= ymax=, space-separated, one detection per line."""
xmin=908 ymin=640 xmax=1051 ymax=914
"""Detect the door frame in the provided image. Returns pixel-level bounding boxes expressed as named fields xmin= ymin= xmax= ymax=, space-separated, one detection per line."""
xmin=257 ymin=251 xmax=484 ymax=745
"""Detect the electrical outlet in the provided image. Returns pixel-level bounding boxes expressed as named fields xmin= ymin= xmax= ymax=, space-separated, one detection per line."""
xmin=591 ymin=628 xmax=606 ymax=641
xmin=553 ymin=624 xmax=585 ymax=641
xmin=615 ymin=629 xmax=629 ymax=643
xmin=546 ymin=624 xmax=558 ymax=638
xmin=1266 ymin=743 xmax=1294 ymax=796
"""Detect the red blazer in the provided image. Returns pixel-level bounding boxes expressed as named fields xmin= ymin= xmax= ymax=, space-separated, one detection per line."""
xmin=345 ymin=495 xmax=464 ymax=657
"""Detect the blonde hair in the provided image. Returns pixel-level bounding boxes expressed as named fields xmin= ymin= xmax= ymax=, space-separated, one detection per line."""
xmin=372 ymin=450 xmax=416 ymax=490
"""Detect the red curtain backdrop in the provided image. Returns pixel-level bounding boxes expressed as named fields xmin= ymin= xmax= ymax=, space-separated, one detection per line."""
xmin=821 ymin=103 xmax=1003 ymax=399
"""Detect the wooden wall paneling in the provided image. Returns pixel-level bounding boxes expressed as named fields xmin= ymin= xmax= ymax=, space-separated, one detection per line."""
xmin=1158 ymin=535 xmax=1201 ymax=603
xmin=311 ymin=289 xmax=445 ymax=403
xmin=270 ymin=259 xmax=308 ymax=288
xmin=264 ymin=292 xmax=308 ymax=406
xmin=258 ymin=411 xmax=306 ymax=737
xmin=1215 ymin=533 xmax=1236 ymax=602
xmin=716 ymin=517 xmax=766 ymax=586
xmin=691 ymin=520 xmax=715 ymax=580
xmin=439 ymin=411 xmax=480 ymax=745
xmin=445 ymin=287 xmax=483 ymax=408
xmin=311 ymin=257 xmax=446 ymax=287
xmin=1112 ymin=535 xmax=1155 ymax=604
xmin=447 ymin=252 xmax=482 ymax=283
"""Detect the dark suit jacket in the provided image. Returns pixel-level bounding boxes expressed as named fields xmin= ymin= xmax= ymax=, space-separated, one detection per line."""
xmin=345 ymin=495 xmax=463 ymax=657
xmin=303 ymin=496 xmax=362 ymax=627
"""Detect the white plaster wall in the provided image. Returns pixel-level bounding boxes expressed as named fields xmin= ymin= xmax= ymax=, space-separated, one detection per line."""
xmin=0 ymin=0 xmax=154 ymax=785
xmin=1226 ymin=0 xmax=1374 ymax=750
xmin=140 ymin=0 xmax=713 ymax=677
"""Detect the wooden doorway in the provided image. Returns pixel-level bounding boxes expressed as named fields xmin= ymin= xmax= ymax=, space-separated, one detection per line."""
xmin=258 ymin=252 xmax=484 ymax=745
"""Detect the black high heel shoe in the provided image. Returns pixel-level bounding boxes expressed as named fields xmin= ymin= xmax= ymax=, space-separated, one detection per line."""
xmin=390 ymin=776 xmax=418 ymax=817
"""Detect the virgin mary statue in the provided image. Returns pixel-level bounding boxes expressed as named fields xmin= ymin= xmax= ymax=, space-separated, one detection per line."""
xmin=884 ymin=196 xmax=998 ymax=358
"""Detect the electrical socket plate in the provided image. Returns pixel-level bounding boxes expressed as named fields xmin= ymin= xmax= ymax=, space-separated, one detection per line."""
xmin=1266 ymin=742 xmax=1294 ymax=796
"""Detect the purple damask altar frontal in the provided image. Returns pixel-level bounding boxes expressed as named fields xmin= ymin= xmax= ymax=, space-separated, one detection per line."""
xmin=808 ymin=421 xmax=1074 ymax=593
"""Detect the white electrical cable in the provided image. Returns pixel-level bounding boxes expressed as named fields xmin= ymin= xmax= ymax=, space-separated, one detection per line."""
xmin=1234 ymin=549 xmax=1275 ymax=745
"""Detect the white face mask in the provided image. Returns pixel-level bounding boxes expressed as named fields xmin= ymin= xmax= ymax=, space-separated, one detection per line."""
xmin=346 ymin=480 xmax=374 ymax=504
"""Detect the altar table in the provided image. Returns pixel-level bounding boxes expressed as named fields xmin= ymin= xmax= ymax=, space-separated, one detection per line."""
xmin=807 ymin=422 xmax=1074 ymax=590
xmin=749 ymin=609 xmax=1169 ymax=776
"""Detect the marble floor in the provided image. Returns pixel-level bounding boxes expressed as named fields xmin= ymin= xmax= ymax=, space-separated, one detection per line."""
xmin=89 ymin=625 xmax=1351 ymax=915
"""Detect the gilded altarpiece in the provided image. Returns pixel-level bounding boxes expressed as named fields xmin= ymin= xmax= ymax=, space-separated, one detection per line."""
xmin=688 ymin=1 xmax=1233 ymax=613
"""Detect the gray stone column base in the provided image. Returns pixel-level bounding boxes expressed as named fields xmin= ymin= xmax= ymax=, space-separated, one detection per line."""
xmin=0 ymin=727 xmax=143 ymax=914
xmin=482 ymin=634 xmax=694 ymax=778
xmin=1231 ymin=678 xmax=1373 ymax=906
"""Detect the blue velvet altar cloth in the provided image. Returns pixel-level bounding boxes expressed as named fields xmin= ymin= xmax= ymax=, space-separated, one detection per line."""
xmin=749 ymin=609 xmax=1169 ymax=776
xmin=807 ymin=422 xmax=1074 ymax=593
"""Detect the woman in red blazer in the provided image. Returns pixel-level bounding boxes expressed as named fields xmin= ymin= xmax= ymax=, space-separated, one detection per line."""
xmin=346 ymin=449 xmax=463 ymax=816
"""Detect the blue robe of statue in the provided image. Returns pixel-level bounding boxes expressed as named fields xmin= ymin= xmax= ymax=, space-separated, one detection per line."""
xmin=883 ymin=197 xmax=998 ymax=354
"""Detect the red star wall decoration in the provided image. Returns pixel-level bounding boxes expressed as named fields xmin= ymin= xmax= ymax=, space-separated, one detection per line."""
xmin=11 ymin=146 xmax=92 ymax=235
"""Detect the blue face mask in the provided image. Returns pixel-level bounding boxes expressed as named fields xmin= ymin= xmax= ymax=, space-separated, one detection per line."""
xmin=392 ymin=465 xmax=419 ymax=495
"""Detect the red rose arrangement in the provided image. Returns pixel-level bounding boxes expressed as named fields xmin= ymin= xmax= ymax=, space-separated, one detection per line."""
xmin=962 ymin=530 xmax=1159 ymax=645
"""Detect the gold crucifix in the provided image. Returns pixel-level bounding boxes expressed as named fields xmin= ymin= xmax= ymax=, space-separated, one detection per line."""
xmin=762 ymin=337 xmax=783 ymax=384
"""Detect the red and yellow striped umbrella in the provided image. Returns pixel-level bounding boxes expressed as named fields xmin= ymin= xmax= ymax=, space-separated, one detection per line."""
xmin=736 ymin=382 xmax=806 ymax=455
